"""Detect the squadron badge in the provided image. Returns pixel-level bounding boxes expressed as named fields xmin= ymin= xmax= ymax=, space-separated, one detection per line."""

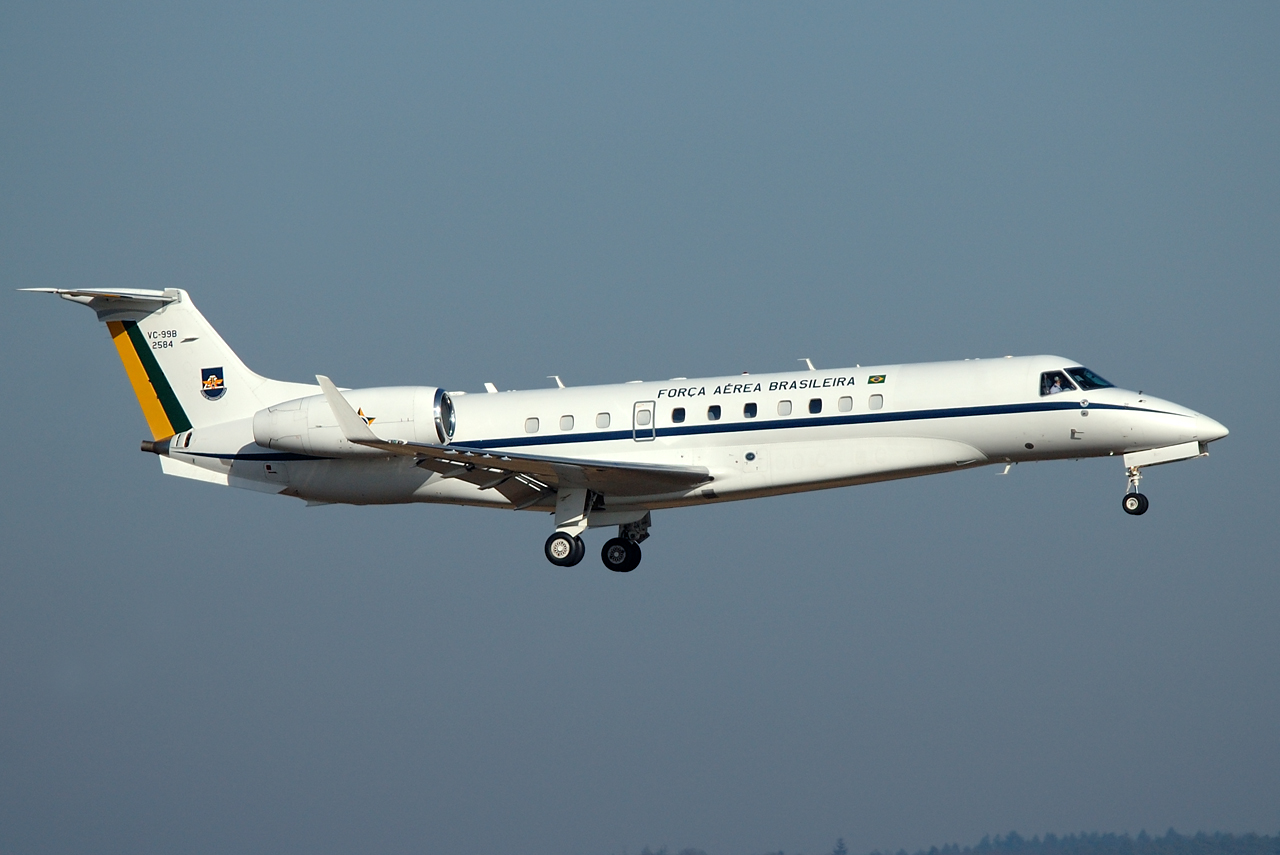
xmin=201 ymin=367 xmax=226 ymax=400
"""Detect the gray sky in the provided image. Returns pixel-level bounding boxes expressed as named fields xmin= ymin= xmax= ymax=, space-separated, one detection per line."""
xmin=3 ymin=4 xmax=1277 ymax=855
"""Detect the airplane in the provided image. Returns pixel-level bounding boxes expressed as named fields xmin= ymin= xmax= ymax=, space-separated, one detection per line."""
xmin=24 ymin=287 xmax=1229 ymax=572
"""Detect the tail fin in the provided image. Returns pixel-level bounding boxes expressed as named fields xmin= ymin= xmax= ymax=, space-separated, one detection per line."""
xmin=24 ymin=288 xmax=316 ymax=438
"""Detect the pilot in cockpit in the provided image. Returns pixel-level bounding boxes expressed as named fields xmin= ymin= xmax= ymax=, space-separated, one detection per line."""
xmin=1041 ymin=371 xmax=1074 ymax=396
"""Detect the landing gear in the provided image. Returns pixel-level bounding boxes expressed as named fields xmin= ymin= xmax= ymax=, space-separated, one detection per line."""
xmin=544 ymin=509 xmax=651 ymax=570
xmin=545 ymin=532 xmax=585 ymax=566
xmin=1122 ymin=493 xmax=1149 ymax=515
xmin=1122 ymin=464 xmax=1149 ymax=515
xmin=602 ymin=512 xmax=650 ymax=572
xmin=601 ymin=537 xmax=642 ymax=572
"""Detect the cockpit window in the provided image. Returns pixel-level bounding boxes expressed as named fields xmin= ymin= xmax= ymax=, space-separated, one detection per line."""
xmin=1040 ymin=371 xmax=1077 ymax=396
xmin=1066 ymin=367 xmax=1114 ymax=391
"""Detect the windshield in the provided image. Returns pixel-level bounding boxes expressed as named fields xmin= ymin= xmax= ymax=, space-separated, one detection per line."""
xmin=1066 ymin=367 xmax=1114 ymax=391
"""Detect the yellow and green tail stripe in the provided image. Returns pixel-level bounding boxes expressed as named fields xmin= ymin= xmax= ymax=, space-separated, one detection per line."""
xmin=107 ymin=321 xmax=193 ymax=439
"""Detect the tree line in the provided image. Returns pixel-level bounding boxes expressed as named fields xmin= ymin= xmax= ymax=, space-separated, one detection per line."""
xmin=630 ymin=828 xmax=1280 ymax=855
xmin=871 ymin=830 xmax=1280 ymax=855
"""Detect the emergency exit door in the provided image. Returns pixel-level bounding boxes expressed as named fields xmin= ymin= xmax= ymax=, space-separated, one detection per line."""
xmin=632 ymin=400 xmax=655 ymax=441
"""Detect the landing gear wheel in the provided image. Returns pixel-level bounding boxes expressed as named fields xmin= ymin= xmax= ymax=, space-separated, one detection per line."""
xmin=545 ymin=532 xmax=585 ymax=566
xmin=600 ymin=537 xmax=641 ymax=572
xmin=1122 ymin=493 xmax=1149 ymax=516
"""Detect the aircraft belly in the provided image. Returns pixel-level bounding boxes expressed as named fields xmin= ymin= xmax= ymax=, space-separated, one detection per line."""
xmin=280 ymin=458 xmax=507 ymax=507
xmin=764 ymin=435 xmax=987 ymax=490
xmin=164 ymin=449 xmax=293 ymax=495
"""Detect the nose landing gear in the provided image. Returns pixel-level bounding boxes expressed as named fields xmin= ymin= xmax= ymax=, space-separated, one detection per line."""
xmin=1122 ymin=493 xmax=1149 ymax=515
xmin=1122 ymin=465 xmax=1149 ymax=516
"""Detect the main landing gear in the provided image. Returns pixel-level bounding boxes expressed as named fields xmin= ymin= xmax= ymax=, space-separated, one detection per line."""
xmin=600 ymin=538 xmax=642 ymax=573
xmin=545 ymin=530 xmax=645 ymax=571
xmin=544 ymin=532 xmax=586 ymax=566
xmin=1122 ymin=464 xmax=1149 ymax=516
xmin=544 ymin=501 xmax=651 ymax=571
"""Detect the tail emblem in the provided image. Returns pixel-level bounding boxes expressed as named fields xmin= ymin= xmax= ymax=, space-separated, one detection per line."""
xmin=201 ymin=367 xmax=226 ymax=400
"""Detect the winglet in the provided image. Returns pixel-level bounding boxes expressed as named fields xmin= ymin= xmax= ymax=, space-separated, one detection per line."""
xmin=316 ymin=375 xmax=379 ymax=443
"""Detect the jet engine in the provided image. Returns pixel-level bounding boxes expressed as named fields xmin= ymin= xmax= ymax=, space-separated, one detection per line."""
xmin=252 ymin=386 xmax=454 ymax=456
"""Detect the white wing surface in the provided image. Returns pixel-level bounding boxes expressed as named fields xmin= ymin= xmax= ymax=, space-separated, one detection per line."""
xmin=316 ymin=375 xmax=712 ymax=499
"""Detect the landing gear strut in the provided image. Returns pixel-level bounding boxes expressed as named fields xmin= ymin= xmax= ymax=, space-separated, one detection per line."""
xmin=1122 ymin=465 xmax=1149 ymax=516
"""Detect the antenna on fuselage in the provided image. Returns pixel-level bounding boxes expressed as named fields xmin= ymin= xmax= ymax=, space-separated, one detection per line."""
xmin=799 ymin=358 xmax=816 ymax=371
xmin=548 ymin=375 xmax=566 ymax=388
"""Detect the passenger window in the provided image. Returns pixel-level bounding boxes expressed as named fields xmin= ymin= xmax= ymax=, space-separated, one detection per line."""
xmin=743 ymin=402 xmax=757 ymax=418
xmin=707 ymin=405 xmax=721 ymax=421
xmin=559 ymin=415 xmax=574 ymax=431
xmin=778 ymin=400 xmax=792 ymax=416
xmin=838 ymin=396 xmax=853 ymax=412
xmin=868 ymin=394 xmax=883 ymax=410
xmin=636 ymin=409 xmax=651 ymax=426
xmin=672 ymin=407 xmax=686 ymax=423
xmin=524 ymin=417 xmax=540 ymax=433
xmin=596 ymin=412 xmax=610 ymax=429
xmin=809 ymin=398 xmax=822 ymax=414
xmin=1040 ymin=371 xmax=1078 ymax=396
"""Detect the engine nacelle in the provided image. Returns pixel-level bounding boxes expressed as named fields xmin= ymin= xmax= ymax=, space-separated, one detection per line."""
xmin=252 ymin=386 xmax=455 ymax=457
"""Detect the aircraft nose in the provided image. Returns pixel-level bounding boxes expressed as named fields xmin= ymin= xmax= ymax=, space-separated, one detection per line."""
xmin=1196 ymin=414 xmax=1229 ymax=442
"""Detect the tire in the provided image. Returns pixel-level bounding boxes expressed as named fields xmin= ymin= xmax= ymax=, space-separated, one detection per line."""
xmin=601 ymin=538 xmax=632 ymax=572
xmin=545 ymin=532 xmax=580 ymax=566
xmin=601 ymin=538 xmax=641 ymax=572
xmin=1122 ymin=493 xmax=1149 ymax=516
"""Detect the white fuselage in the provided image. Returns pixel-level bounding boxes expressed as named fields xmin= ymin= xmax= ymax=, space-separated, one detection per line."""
xmin=162 ymin=355 xmax=1226 ymax=516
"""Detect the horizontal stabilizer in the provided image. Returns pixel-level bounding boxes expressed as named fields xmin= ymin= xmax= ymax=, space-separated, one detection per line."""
xmin=25 ymin=286 xmax=321 ymax=435
xmin=20 ymin=287 xmax=178 ymax=304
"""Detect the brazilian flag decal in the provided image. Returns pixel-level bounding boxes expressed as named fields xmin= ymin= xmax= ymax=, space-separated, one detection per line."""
xmin=868 ymin=375 xmax=886 ymax=384
xmin=106 ymin=320 xmax=193 ymax=439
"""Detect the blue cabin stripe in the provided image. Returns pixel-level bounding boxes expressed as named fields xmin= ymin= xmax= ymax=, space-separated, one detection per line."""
xmin=461 ymin=401 xmax=1180 ymax=451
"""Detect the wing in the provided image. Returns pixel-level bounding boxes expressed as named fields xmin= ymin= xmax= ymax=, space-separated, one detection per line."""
xmin=315 ymin=375 xmax=712 ymax=500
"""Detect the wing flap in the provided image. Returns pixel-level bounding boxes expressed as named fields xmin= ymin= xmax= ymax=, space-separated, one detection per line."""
xmin=384 ymin=438 xmax=711 ymax=495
